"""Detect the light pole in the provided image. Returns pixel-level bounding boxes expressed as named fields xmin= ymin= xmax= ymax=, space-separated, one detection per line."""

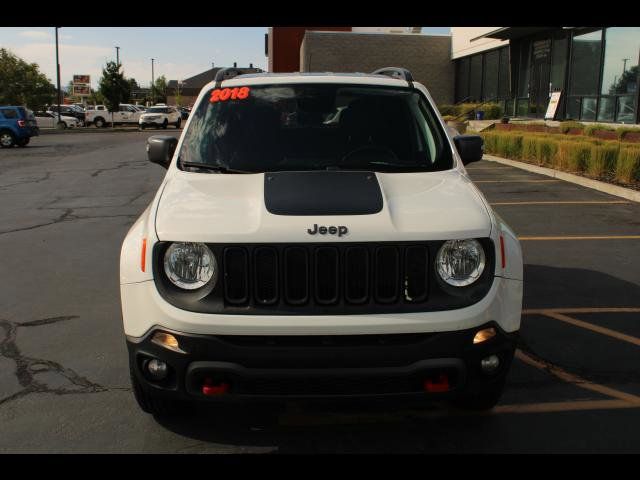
xmin=622 ymin=58 xmax=630 ymax=74
xmin=115 ymin=46 xmax=120 ymax=66
xmin=55 ymin=27 xmax=62 ymax=123
xmin=151 ymin=58 xmax=155 ymax=105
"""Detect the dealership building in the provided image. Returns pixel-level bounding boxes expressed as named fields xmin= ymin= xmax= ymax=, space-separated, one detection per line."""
xmin=266 ymin=27 xmax=640 ymax=124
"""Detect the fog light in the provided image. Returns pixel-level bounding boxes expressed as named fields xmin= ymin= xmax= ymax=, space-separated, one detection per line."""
xmin=481 ymin=355 xmax=500 ymax=374
xmin=151 ymin=332 xmax=185 ymax=353
xmin=473 ymin=327 xmax=496 ymax=344
xmin=146 ymin=359 xmax=168 ymax=380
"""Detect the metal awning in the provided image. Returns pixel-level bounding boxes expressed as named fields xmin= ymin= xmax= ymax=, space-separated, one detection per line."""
xmin=470 ymin=27 xmax=565 ymax=42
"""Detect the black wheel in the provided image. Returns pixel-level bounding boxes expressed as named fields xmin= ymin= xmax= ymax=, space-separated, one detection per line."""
xmin=56 ymin=121 xmax=67 ymax=130
xmin=17 ymin=137 xmax=30 ymax=147
xmin=451 ymin=377 xmax=507 ymax=411
xmin=162 ymin=119 xmax=168 ymax=129
xmin=94 ymin=117 xmax=106 ymax=128
xmin=139 ymin=124 xmax=146 ymax=130
xmin=129 ymin=362 xmax=182 ymax=417
xmin=175 ymin=119 xmax=181 ymax=129
xmin=0 ymin=131 xmax=16 ymax=148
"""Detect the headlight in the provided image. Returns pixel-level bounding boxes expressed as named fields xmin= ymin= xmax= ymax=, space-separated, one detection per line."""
xmin=163 ymin=242 xmax=217 ymax=290
xmin=436 ymin=239 xmax=486 ymax=287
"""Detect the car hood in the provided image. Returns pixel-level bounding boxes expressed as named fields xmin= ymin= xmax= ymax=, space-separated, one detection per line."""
xmin=155 ymin=169 xmax=492 ymax=243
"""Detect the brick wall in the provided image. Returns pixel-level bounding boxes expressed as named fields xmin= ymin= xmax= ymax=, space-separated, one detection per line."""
xmin=300 ymin=32 xmax=454 ymax=105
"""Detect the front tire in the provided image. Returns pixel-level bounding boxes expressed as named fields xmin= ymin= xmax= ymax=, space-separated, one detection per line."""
xmin=0 ymin=131 xmax=16 ymax=148
xmin=17 ymin=137 xmax=30 ymax=147
xmin=130 ymin=363 xmax=182 ymax=417
xmin=162 ymin=119 xmax=168 ymax=130
xmin=175 ymin=119 xmax=181 ymax=129
xmin=56 ymin=121 xmax=67 ymax=130
xmin=94 ymin=117 xmax=106 ymax=128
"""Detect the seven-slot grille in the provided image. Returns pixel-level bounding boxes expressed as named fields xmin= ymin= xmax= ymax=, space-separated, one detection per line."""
xmin=222 ymin=244 xmax=429 ymax=308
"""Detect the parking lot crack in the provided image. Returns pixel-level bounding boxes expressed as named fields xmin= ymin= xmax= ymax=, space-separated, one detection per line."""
xmin=0 ymin=317 xmax=107 ymax=407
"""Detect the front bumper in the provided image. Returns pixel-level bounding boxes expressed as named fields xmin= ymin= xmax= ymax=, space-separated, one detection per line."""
xmin=128 ymin=323 xmax=517 ymax=401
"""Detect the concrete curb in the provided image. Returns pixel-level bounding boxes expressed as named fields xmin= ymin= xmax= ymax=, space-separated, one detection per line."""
xmin=483 ymin=154 xmax=640 ymax=204
xmin=39 ymin=127 xmax=142 ymax=135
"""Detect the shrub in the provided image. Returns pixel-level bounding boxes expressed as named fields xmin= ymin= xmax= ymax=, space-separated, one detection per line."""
xmin=553 ymin=141 xmax=591 ymax=172
xmin=615 ymin=147 xmax=640 ymax=183
xmin=521 ymin=136 xmax=538 ymax=162
xmin=481 ymin=103 xmax=503 ymax=120
xmin=536 ymin=138 xmax=559 ymax=167
xmin=583 ymin=123 xmax=615 ymax=136
xmin=495 ymin=133 xmax=523 ymax=158
xmin=587 ymin=144 xmax=619 ymax=178
xmin=559 ymin=121 xmax=584 ymax=134
xmin=441 ymin=115 xmax=456 ymax=122
xmin=438 ymin=104 xmax=459 ymax=117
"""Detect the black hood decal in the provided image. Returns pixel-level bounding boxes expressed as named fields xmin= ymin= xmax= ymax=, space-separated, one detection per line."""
xmin=264 ymin=171 xmax=383 ymax=216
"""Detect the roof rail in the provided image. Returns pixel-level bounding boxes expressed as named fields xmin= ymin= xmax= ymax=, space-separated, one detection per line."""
xmin=213 ymin=67 xmax=246 ymax=88
xmin=371 ymin=67 xmax=414 ymax=88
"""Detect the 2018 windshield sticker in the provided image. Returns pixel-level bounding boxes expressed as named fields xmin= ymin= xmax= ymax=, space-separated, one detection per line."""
xmin=209 ymin=87 xmax=251 ymax=103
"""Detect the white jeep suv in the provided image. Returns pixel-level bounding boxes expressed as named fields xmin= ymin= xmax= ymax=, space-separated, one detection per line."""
xmin=120 ymin=68 xmax=523 ymax=416
xmin=139 ymin=105 xmax=182 ymax=129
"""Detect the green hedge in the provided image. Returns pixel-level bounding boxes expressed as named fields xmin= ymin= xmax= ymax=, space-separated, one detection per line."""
xmin=481 ymin=131 xmax=640 ymax=184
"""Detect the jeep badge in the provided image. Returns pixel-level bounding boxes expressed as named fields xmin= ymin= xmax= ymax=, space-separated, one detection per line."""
xmin=307 ymin=224 xmax=348 ymax=237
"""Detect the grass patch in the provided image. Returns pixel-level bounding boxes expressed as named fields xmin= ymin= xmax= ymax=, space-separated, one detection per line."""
xmin=480 ymin=130 xmax=640 ymax=185
xmin=615 ymin=147 xmax=640 ymax=183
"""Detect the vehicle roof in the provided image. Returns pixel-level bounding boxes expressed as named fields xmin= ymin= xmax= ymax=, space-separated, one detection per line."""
xmin=206 ymin=72 xmax=416 ymax=90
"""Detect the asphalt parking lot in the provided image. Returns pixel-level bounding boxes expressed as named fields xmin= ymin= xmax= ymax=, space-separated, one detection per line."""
xmin=1 ymin=132 xmax=640 ymax=453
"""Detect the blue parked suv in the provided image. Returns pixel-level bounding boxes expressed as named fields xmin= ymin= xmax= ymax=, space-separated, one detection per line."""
xmin=0 ymin=106 xmax=39 ymax=148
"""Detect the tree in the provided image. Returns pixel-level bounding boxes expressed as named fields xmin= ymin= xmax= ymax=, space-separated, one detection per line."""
xmin=98 ymin=61 xmax=130 ymax=127
xmin=174 ymin=80 xmax=184 ymax=107
xmin=152 ymin=75 xmax=167 ymax=103
xmin=0 ymin=48 xmax=56 ymax=110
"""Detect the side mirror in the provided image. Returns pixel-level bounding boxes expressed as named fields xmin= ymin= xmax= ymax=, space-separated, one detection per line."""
xmin=453 ymin=135 xmax=484 ymax=165
xmin=146 ymin=135 xmax=178 ymax=169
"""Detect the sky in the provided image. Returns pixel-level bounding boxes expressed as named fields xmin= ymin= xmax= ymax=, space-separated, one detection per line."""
xmin=0 ymin=27 xmax=451 ymax=89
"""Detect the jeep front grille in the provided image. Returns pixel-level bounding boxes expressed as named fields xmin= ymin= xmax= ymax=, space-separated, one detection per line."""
xmin=153 ymin=240 xmax=495 ymax=315
xmin=222 ymin=244 xmax=429 ymax=308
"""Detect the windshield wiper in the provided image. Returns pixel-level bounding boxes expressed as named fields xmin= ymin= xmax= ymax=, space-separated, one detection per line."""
xmin=179 ymin=160 xmax=251 ymax=174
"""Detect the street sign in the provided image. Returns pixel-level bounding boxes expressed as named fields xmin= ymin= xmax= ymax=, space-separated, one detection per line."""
xmin=73 ymin=74 xmax=90 ymax=85
xmin=73 ymin=85 xmax=91 ymax=96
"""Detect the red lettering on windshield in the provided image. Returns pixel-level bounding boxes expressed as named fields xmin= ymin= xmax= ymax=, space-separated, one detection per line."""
xmin=210 ymin=87 xmax=250 ymax=103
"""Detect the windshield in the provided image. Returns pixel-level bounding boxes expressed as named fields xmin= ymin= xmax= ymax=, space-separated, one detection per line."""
xmin=178 ymin=83 xmax=452 ymax=173
xmin=147 ymin=107 xmax=168 ymax=113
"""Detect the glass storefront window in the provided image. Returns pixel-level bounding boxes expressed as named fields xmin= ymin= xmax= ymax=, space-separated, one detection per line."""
xmin=617 ymin=95 xmax=637 ymax=123
xmin=469 ymin=55 xmax=483 ymax=101
xmin=517 ymin=41 xmax=531 ymax=97
xmin=601 ymin=27 xmax=640 ymax=96
xmin=567 ymin=97 xmax=581 ymax=120
xmin=569 ymin=30 xmax=603 ymax=96
xmin=550 ymin=37 xmax=568 ymax=92
xmin=456 ymin=57 xmax=470 ymax=102
xmin=498 ymin=48 xmax=510 ymax=99
xmin=581 ymin=97 xmax=598 ymax=121
xmin=597 ymin=96 xmax=616 ymax=122
xmin=483 ymin=50 xmax=499 ymax=101
xmin=516 ymin=98 xmax=529 ymax=117
xmin=505 ymin=98 xmax=515 ymax=117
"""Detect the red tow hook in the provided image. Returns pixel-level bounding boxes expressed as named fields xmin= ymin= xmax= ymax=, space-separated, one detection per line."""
xmin=202 ymin=377 xmax=230 ymax=396
xmin=423 ymin=374 xmax=450 ymax=393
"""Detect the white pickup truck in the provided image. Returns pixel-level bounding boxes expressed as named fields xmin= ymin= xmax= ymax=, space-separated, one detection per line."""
xmin=86 ymin=104 xmax=142 ymax=128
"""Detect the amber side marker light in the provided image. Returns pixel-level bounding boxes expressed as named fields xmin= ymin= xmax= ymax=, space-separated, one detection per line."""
xmin=473 ymin=327 xmax=497 ymax=344
xmin=141 ymin=238 xmax=147 ymax=272
xmin=151 ymin=332 xmax=185 ymax=353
